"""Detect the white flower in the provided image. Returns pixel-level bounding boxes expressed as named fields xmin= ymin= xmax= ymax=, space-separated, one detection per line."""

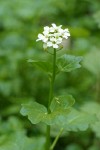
xmin=43 ymin=43 xmax=47 ymax=50
xmin=36 ymin=23 xmax=70 ymax=49
xmin=44 ymin=26 xmax=50 ymax=32
xmin=36 ymin=34 xmax=48 ymax=43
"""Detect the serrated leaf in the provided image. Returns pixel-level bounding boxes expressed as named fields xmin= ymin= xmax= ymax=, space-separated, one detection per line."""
xmin=83 ymin=50 xmax=100 ymax=76
xmin=0 ymin=132 xmax=45 ymax=150
xmin=59 ymin=108 xmax=97 ymax=131
xmin=57 ymin=54 xmax=82 ymax=72
xmin=28 ymin=59 xmax=53 ymax=76
xmin=50 ymin=94 xmax=75 ymax=112
xmin=20 ymin=101 xmax=47 ymax=124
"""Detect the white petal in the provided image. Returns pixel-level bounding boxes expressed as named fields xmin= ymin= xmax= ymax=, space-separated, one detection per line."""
xmin=50 ymin=27 xmax=55 ymax=32
xmin=50 ymin=37 xmax=56 ymax=42
xmin=43 ymin=43 xmax=47 ymax=49
xmin=59 ymin=25 xmax=62 ymax=28
xmin=63 ymin=35 xmax=68 ymax=39
xmin=56 ymin=37 xmax=62 ymax=44
xmin=53 ymin=44 xmax=59 ymax=49
xmin=38 ymin=34 xmax=44 ymax=39
xmin=43 ymin=31 xmax=49 ymax=36
xmin=44 ymin=26 xmax=50 ymax=31
xmin=58 ymin=28 xmax=64 ymax=34
xmin=47 ymin=41 xmax=53 ymax=47
xmin=43 ymin=38 xmax=48 ymax=42
xmin=52 ymin=23 xmax=57 ymax=29
xmin=64 ymin=29 xmax=69 ymax=32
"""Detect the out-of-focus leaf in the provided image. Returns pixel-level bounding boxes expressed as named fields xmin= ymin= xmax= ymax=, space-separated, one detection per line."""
xmin=57 ymin=54 xmax=82 ymax=73
xmin=70 ymin=27 xmax=90 ymax=37
xmin=0 ymin=132 xmax=45 ymax=150
xmin=65 ymin=143 xmax=83 ymax=150
xmin=62 ymin=108 xmax=97 ymax=131
xmin=0 ymin=117 xmax=24 ymax=134
xmin=81 ymin=102 xmax=100 ymax=137
xmin=93 ymin=10 xmax=100 ymax=28
xmin=83 ymin=50 xmax=100 ymax=76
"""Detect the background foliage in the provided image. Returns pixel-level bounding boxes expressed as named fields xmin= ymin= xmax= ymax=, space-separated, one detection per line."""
xmin=0 ymin=0 xmax=100 ymax=150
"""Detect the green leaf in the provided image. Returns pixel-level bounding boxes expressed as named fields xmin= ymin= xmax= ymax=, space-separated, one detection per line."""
xmin=57 ymin=54 xmax=82 ymax=72
xmin=28 ymin=59 xmax=53 ymax=76
xmin=58 ymin=108 xmax=97 ymax=131
xmin=83 ymin=50 xmax=100 ymax=76
xmin=20 ymin=101 xmax=47 ymax=124
xmin=81 ymin=102 xmax=100 ymax=118
xmin=81 ymin=102 xmax=100 ymax=137
xmin=20 ymin=95 xmax=75 ymax=126
xmin=50 ymin=94 xmax=75 ymax=112
xmin=43 ymin=109 xmax=71 ymax=125
xmin=92 ymin=121 xmax=100 ymax=138
xmin=0 ymin=132 xmax=45 ymax=150
xmin=65 ymin=143 xmax=83 ymax=150
xmin=43 ymin=95 xmax=75 ymax=125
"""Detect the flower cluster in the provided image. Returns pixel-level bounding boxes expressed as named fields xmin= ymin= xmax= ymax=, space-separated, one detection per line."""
xmin=36 ymin=23 xmax=70 ymax=49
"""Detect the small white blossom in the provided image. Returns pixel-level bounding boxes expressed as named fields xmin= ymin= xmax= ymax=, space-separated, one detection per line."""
xmin=36 ymin=23 xmax=70 ymax=49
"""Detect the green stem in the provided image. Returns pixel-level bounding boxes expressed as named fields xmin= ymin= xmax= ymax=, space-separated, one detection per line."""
xmin=50 ymin=128 xmax=64 ymax=150
xmin=45 ymin=49 xmax=56 ymax=150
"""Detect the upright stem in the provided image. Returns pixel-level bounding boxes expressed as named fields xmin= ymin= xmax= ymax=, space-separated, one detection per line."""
xmin=45 ymin=49 xmax=56 ymax=150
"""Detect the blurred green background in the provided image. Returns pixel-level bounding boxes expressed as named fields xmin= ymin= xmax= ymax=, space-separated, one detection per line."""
xmin=0 ymin=0 xmax=100 ymax=150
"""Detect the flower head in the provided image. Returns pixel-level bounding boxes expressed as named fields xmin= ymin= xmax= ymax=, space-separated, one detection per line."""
xmin=36 ymin=23 xmax=70 ymax=50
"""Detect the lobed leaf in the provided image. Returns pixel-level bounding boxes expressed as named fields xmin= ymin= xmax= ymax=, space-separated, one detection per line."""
xmin=62 ymin=108 xmax=97 ymax=131
xmin=20 ymin=101 xmax=47 ymax=124
xmin=57 ymin=54 xmax=83 ymax=72
xmin=43 ymin=109 xmax=71 ymax=125
xmin=50 ymin=94 xmax=75 ymax=112
xmin=20 ymin=101 xmax=97 ymax=131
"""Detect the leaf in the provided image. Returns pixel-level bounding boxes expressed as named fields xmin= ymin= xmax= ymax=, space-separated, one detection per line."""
xmin=0 ymin=116 xmax=24 ymax=134
xmin=65 ymin=143 xmax=83 ymax=150
xmin=20 ymin=101 xmax=97 ymax=131
xmin=93 ymin=10 xmax=100 ymax=28
xmin=83 ymin=50 xmax=100 ymax=76
xmin=57 ymin=54 xmax=83 ymax=72
xmin=81 ymin=102 xmax=100 ymax=137
xmin=43 ymin=109 xmax=71 ymax=125
xmin=20 ymin=95 xmax=75 ymax=126
xmin=92 ymin=121 xmax=100 ymax=138
xmin=43 ymin=95 xmax=75 ymax=125
xmin=50 ymin=94 xmax=75 ymax=112
xmin=0 ymin=132 xmax=45 ymax=150
xmin=81 ymin=102 xmax=100 ymax=118
xmin=57 ymin=108 xmax=97 ymax=131
xmin=20 ymin=101 xmax=47 ymax=124
xmin=28 ymin=59 xmax=53 ymax=76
